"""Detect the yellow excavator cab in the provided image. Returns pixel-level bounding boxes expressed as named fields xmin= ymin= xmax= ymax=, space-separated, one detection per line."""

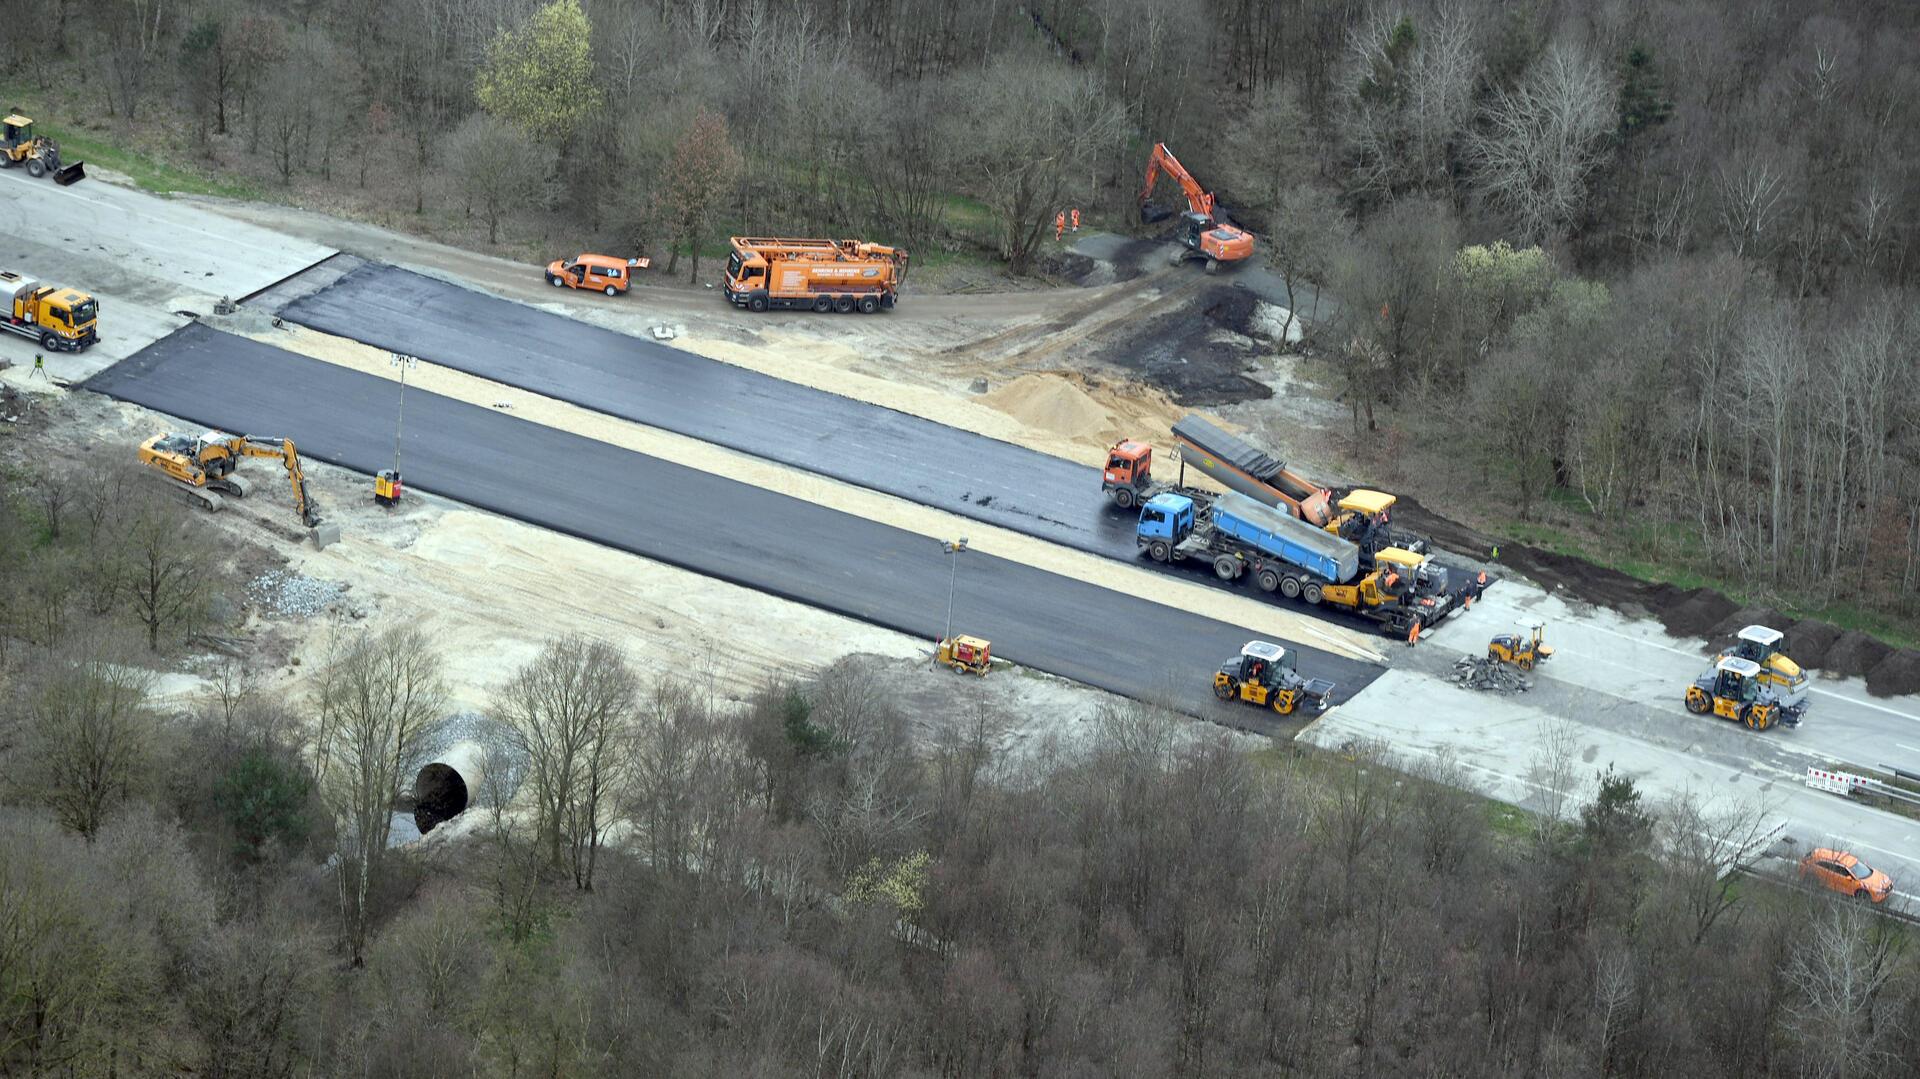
xmin=1718 ymin=625 xmax=1808 ymax=706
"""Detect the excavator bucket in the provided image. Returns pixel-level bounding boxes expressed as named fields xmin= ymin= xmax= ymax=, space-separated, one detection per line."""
xmin=52 ymin=160 xmax=84 ymax=185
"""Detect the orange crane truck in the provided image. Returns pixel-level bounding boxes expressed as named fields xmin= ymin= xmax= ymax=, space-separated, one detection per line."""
xmin=1140 ymin=142 xmax=1255 ymax=273
xmin=722 ymin=236 xmax=908 ymax=313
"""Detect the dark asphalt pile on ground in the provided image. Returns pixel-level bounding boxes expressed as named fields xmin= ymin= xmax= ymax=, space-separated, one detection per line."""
xmin=1101 ymin=283 xmax=1274 ymax=405
xmin=84 ymin=323 xmax=1383 ymax=722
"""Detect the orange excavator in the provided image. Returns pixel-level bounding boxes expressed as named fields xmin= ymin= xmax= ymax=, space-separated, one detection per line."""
xmin=1140 ymin=142 xmax=1256 ymax=273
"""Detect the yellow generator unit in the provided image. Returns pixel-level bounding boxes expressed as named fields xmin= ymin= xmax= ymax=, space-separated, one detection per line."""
xmin=936 ymin=635 xmax=992 ymax=676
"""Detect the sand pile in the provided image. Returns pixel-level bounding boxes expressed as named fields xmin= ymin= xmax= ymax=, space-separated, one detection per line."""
xmin=982 ymin=373 xmax=1120 ymax=443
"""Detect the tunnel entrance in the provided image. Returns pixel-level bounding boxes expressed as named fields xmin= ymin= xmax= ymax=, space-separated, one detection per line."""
xmin=411 ymin=762 xmax=469 ymax=834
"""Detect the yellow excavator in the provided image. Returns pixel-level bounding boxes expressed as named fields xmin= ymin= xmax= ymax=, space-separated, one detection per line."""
xmin=138 ymin=430 xmax=322 ymax=528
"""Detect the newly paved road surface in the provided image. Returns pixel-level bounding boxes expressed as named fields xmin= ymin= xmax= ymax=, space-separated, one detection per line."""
xmin=273 ymin=262 xmax=1461 ymax=640
xmin=87 ymin=324 xmax=1382 ymax=724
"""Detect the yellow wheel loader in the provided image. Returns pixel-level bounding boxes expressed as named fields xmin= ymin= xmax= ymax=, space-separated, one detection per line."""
xmin=1213 ymin=640 xmax=1336 ymax=716
xmin=0 ymin=114 xmax=85 ymax=184
xmin=138 ymin=430 xmax=322 ymax=528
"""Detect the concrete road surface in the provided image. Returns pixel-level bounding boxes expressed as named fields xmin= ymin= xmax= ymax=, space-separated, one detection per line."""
xmin=266 ymin=260 xmax=1447 ymax=642
xmin=85 ymin=324 xmax=1382 ymax=724
xmin=1303 ymin=580 xmax=1920 ymax=899
xmin=0 ymin=171 xmax=331 ymax=380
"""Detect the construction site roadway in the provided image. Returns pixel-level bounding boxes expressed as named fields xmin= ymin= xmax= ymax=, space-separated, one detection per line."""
xmin=85 ymin=323 xmax=1383 ymax=724
xmin=270 ymin=261 xmax=1452 ymax=638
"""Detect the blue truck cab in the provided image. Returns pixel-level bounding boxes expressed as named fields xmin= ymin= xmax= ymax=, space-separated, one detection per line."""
xmin=1137 ymin=492 xmax=1195 ymax=549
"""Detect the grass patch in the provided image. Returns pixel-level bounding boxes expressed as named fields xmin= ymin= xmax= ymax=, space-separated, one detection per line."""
xmin=35 ymin=124 xmax=259 ymax=199
xmin=1494 ymin=515 xmax=1920 ymax=650
xmin=1486 ymin=801 xmax=1533 ymax=842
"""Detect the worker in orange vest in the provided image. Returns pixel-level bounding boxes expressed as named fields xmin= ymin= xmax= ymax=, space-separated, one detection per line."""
xmin=1071 ymin=208 xmax=1081 ymax=232
xmin=1055 ymin=211 xmax=1066 ymax=240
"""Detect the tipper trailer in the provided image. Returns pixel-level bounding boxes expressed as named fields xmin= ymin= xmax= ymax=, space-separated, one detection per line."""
xmin=1138 ymin=490 xmax=1480 ymax=640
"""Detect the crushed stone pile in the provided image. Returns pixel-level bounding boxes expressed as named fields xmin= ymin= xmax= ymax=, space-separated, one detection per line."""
xmin=247 ymin=570 xmax=345 ymax=618
xmin=1448 ymin=654 xmax=1533 ymax=693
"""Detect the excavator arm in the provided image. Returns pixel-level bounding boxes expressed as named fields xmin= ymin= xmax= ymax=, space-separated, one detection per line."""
xmin=1141 ymin=142 xmax=1215 ymax=218
xmin=230 ymin=436 xmax=323 ymax=528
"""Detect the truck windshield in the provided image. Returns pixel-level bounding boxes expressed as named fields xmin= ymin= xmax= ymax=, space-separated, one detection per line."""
xmin=70 ymin=299 xmax=96 ymax=324
xmin=726 ymin=252 xmax=744 ymax=281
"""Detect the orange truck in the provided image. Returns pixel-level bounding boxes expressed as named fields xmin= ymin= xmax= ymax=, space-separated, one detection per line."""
xmin=722 ymin=236 xmax=908 ymax=313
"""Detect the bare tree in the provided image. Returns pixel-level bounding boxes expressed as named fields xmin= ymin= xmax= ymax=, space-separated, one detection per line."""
xmin=945 ymin=49 xmax=1127 ymax=274
xmin=1470 ymin=40 xmax=1619 ymax=241
xmin=313 ymin=624 xmax=447 ymax=966
xmin=21 ymin=654 xmax=155 ymax=839
xmin=1785 ymin=904 xmax=1900 ymax=1078
xmin=1340 ymin=9 xmax=1481 ymax=202
xmin=1527 ymin=718 xmax=1582 ymax=848
xmin=492 ymin=634 xmax=637 ymax=890
xmin=122 ymin=491 xmax=207 ymax=652
xmin=442 ymin=112 xmax=552 ymax=244
xmin=1656 ymin=792 xmax=1779 ymax=945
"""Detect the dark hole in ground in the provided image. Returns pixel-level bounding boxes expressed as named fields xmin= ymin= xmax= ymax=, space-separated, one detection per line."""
xmin=412 ymin=762 xmax=468 ymax=834
xmin=173 ymin=309 xmax=201 ymax=319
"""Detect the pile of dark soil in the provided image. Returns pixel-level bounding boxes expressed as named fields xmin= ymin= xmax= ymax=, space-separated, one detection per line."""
xmin=1704 ymin=606 xmax=1791 ymax=652
xmin=1824 ymin=631 xmax=1894 ymax=680
xmin=1867 ymin=649 xmax=1920 ymax=697
xmin=1102 ymin=283 xmax=1272 ymax=405
xmin=1035 ymin=251 xmax=1099 ymax=284
xmin=1655 ymin=588 xmax=1740 ymax=639
xmin=1101 ymin=237 xmax=1161 ymax=282
xmin=1786 ymin=619 xmax=1844 ymax=669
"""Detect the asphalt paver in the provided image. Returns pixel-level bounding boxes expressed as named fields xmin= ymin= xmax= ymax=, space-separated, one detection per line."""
xmin=86 ymin=324 xmax=1382 ymax=723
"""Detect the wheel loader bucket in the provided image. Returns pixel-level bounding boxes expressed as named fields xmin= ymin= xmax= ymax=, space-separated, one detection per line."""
xmin=52 ymin=160 xmax=84 ymax=185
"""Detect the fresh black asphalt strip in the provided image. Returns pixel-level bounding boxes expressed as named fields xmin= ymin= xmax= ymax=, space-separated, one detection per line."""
xmin=274 ymin=261 xmax=1480 ymax=637
xmin=86 ymin=323 xmax=1383 ymax=723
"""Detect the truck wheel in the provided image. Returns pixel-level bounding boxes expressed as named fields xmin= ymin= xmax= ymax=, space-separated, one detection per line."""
xmin=858 ymin=296 xmax=878 ymax=314
xmin=1302 ymin=583 xmax=1322 ymax=605
xmin=834 ymin=297 xmax=854 ymax=313
xmin=749 ymin=296 xmax=768 ymax=312
xmin=25 ymin=158 xmax=44 ymax=178
xmin=1113 ymin=487 xmax=1136 ymax=509
xmin=812 ymin=297 xmax=832 ymax=313
xmin=1256 ymin=568 xmax=1280 ymax=592
xmin=1279 ymin=576 xmax=1301 ymax=599
xmin=604 ymin=285 xmax=618 ymax=297
xmin=1212 ymin=555 xmax=1240 ymax=580
xmin=1148 ymin=540 xmax=1170 ymax=562
xmin=38 ymin=332 xmax=57 ymax=351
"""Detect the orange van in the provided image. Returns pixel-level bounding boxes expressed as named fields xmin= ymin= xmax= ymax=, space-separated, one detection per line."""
xmin=545 ymin=253 xmax=648 ymax=296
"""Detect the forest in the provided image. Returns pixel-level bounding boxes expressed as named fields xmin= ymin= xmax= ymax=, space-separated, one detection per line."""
xmin=1 ymin=464 xmax=1918 ymax=1075
xmin=11 ymin=0 xmax=1920 ymax=632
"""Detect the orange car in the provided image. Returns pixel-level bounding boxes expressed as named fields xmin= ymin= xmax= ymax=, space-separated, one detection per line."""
xmin=544 ymin=253 xmax=648 ymax=296
xmin=1799 ymin=848 xmax=1895 ymax=903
